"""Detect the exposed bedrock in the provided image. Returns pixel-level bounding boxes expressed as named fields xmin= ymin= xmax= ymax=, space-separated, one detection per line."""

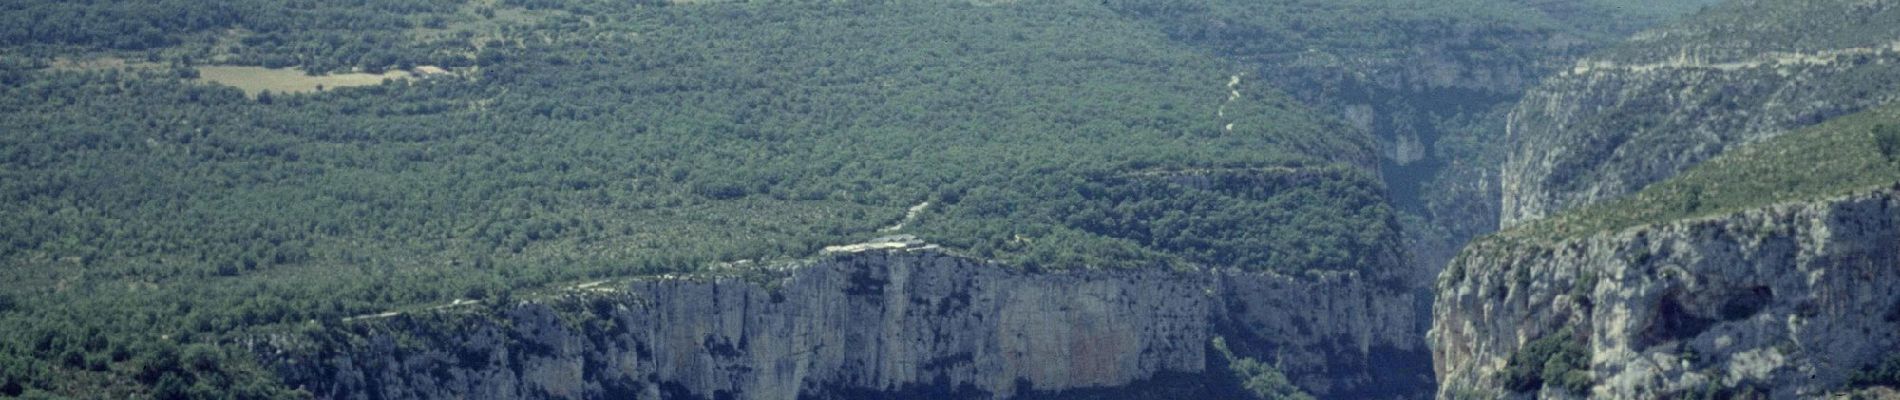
xmin=1433 ymin=189 xmax=1900 ymax=398
xmin=257 ymin=251 xmax=1433 ymax=399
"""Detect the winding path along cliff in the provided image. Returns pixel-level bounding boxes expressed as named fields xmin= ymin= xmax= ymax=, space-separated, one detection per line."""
xmin=1432 ymin=188 xmax=1900 ymax=398
xmin=255 ymin=251 xmax=1432 ymax=399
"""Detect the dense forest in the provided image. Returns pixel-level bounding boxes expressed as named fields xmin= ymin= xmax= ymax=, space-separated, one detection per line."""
xmin=0 ymin=0 xmax=1417 ymax=397
xmin=0 ymin=0 xmax=1758 ymax=397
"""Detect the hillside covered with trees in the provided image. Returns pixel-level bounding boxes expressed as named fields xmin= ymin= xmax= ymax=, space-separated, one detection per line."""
xmin=0 ymin=0 xmax=1410 ymax=397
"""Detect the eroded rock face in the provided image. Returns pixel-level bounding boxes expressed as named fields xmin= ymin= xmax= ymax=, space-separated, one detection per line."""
xmin=258 ymin=251 xmax=1432 ymax=399
xmin=1432 ymin=189 xmax=1900 ymax=399
xmin=1499 ymin=42 xmax=1900 ymax=227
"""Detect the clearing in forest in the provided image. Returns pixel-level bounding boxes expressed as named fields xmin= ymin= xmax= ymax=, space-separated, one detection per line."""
xmin=195 ymin=66 xmax=420 ymax=96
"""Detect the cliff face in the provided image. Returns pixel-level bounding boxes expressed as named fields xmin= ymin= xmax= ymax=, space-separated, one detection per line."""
xmin=258 ymin=251 xmax=1431 ymax=399
xmin=1431 ymin=188 xmax=1900 ymax=398
xmin=1501 ymin=49 xmax=1900 ymax=226
xmin=1499 ymin=10 xmax=1900 ymax=227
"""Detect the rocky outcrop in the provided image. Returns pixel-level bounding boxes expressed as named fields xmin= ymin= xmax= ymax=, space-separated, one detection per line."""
xmin=257 ymin=250 xmax=1432 ymax=399
xmin=1432 ymin=188 xmax=1900 ymax=398
xmin=1499 ymin=19 xmax=1900 ymax=227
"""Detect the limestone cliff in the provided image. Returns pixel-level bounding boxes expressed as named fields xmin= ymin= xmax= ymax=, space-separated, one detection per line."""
xmin=1499 ymin=0 xmax=1900 ymax=226
xmin=1432 ymin=188 xmax=1900 ymax=398
xmin=1501 ymin=49 xmax=1900 ymax=226
xmin=256 ymin=251 xmax=1431 ymax=399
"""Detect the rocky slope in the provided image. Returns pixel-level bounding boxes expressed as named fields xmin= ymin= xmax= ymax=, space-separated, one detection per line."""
xmin=1197 ymin=6 xmax=1584 ymax=294
xmin=1431 ymin=187 xmax=1900 ymax=398
xmin=255 ymin=250 xmax=1431 ymax=399
xmin=1101 ymin=0 xmax=1717 ymax=339
xmin=1187 ymin=0 xmax=1714 ymax=286
xmin=1499 ymin=0 xmax=1900 ymax=226
xmin=1252 ymin=30 xmax=1561 ymax=283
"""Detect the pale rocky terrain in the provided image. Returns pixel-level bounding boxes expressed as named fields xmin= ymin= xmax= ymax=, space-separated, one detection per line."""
xmin=1501 ymin=24 xmax=1900 ymax=227
xmin=257 ymin=251 xmax=1432 ymax=399
xmin=1433 ymin=188 xmax=1900 ymax=399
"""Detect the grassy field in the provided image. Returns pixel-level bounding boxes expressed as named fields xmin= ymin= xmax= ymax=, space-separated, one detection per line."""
xmin=44 ymin=59 xmax=421 ymax=96
xmin=194 ymin=66 xmax=426 ymax=96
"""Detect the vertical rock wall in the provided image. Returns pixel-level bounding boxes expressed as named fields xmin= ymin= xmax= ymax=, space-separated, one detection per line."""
xmin=259 ymin=251 xmax=1432 ymax=399
xmin=1433 ymin=189 xmax=1900 ymax=398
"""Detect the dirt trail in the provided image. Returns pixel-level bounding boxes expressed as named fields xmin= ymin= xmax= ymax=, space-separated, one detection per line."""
xmin=1217 ymin=74 xmax=1242 ymax=133
xmin=878 ymin=202 xmax=930 ymax=232
xmin=342 ymin=311 xmax=402 ymax=322
xmin=1568 ymin=40 xmax=1900 ymax=76
xmin=1116 ymin=166 xmax=1300 ymax=179
xmin=340 ymin=298 xmax=481 ymax=322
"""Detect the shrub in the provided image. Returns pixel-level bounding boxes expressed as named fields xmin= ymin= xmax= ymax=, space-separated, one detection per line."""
xmin=181 ymin=344 xmax=221 ymax=372
xmin=1679 ymin=185 xmax=1704 ymax=213
xmin=152 ymin=373 xmax=189 ymax=400
xmin=1850 ymin=354 xmax=1900 ymax=388
xmin=1876 ymin=124 xmax=1900 ymax=161
xmin=1503 ymin=327 xmax=1592 ymax=393
xmin=1213 ymin=337 xmax=1316 ymax=400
